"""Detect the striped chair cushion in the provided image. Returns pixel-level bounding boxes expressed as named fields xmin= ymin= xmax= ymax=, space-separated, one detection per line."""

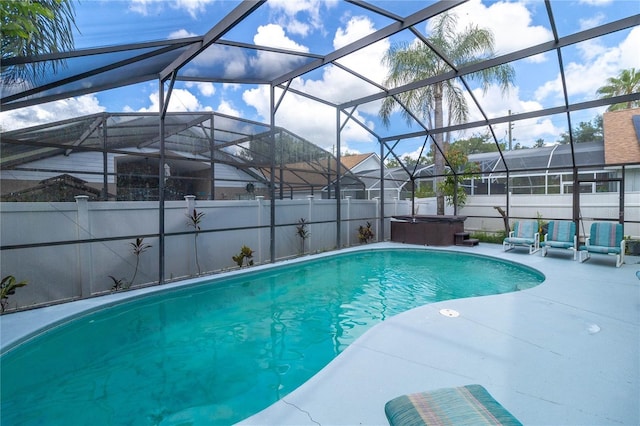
xmin=548 ymin=220 xmax=574 ymax=242
xmin=513 ymin=220 xmax=538 ymax=238
xmin=544 ymin=240 xmax=574 ymax=249
xmin=505 ymin=237 xmax=534 ymax=245
xmin=589 ymin=222 xmax=622 ymax=254
xmin=385 ymin=385 xmax=522 ymax=426
xmin=505 ymin=221 xmax=537 ymax=245
xmin=514 ymin=220 xmax=537 ymax=238
xmin=542 ymin=221 xmax=575 ymax=249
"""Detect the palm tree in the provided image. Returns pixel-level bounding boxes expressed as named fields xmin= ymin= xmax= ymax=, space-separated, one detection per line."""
xmin=379 ymin=12 xmax=514 ymax=215
xmin=1 ymin=0 xmax=77 ymax=85
xmin=596 ymin=68 xmax=640 ymax=111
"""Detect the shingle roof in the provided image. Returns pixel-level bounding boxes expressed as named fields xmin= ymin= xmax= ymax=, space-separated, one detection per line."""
xmin=603 ymin=107 xmax=640 ymax=165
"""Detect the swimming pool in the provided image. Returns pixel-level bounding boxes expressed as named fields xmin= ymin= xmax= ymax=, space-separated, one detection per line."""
xmin=0 ymin=248 xmax=543 ymax=425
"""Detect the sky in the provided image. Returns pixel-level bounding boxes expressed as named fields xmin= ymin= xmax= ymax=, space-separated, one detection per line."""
xmin=1 ymin=0 xmax=639 ymax=160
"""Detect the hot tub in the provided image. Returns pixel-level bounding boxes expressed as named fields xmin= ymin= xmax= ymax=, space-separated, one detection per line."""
xmin=390 ymin=215 xmax=467 ymax=246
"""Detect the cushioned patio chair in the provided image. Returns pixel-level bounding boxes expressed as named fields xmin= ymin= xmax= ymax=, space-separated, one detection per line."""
xmin=579 ymin=222 xmax=625 ymax=267
xmin=503 ymin=220 xmax=540 ymax=254
xmin=385 ymin=384 xmax=522 ymax=426
xmin=541 ymin=220 xmax=577 ymax=259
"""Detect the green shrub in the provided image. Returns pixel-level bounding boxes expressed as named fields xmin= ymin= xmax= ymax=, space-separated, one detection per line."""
xmin=470 ymin=231 xmax=507 ymax=244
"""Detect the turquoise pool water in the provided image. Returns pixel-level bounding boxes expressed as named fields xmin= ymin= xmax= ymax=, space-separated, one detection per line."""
xmin=0 ymin=249 xmax=543 ymax=425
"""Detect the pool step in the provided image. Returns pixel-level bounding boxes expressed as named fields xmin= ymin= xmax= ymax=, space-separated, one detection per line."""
xmin=454 ymin=232 xmax=479 ymax=247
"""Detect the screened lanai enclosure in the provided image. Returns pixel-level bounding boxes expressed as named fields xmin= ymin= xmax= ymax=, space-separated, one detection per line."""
xmin=0 ymin=111 xmax=363 ymax=201
xmin=1 ymin=0 xmax=639 ymax=311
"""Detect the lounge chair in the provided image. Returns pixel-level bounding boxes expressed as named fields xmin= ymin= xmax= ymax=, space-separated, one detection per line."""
xmin=503 ymin=220 xmax=540 ymax=254
xmin=579 ymin=222 xmax=625 ymax=267
xmin=541 ymin=220 xmax=577 ymax=259
xmin=385 ymin=384 xmax=522 ymax=426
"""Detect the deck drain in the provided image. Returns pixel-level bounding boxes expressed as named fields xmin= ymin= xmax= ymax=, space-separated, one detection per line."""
xmin=439 ymin=308 xmax=460 ymax=318
xmin=586 ymin=323 xmax=601 ymax=334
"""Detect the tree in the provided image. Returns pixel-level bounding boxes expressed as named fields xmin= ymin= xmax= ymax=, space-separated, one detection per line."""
xmin=437 ymin=146 xmax=478 ymax=211
xmin=513 ymin=142 xmax=528 ymax=150
xmin=385 ymin=158 xmax=401 ymax=168
xmin=533 ymin=138 xmax=545 ymax=148
xmin=1 ymin=0 xmax=77 ymax=85
xmin=557 ymin=116 xmax=603 ymax=144
xmin=379 ymin=12 xmax=514 ymax=215
xmin=596 ymin=68 xmax=640 ymax=111
xmin=450 ymin=132 xmax=502 ymax=154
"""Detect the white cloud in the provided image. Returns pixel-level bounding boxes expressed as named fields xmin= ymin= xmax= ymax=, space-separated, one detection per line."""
xmin=173 ymin=0 xmax=214 ymax=19
xmin=618 ymin=27 xmax=640 ymax=69
xmin=129 ymin=0 xmax=159 ymax=16
xmin=240 ymin=14 xmax=385 ymax=153
xmin=465 ymin=85 xmax=564 ymax=147
xmin=186 ymin=82 xmax=216 ymax=97
xmin=249 ymin=24 xmax=311 ymax=79
xmin=534 ymin=78 xmax=559 ymax=102
xmin=452 ymin=0 xmax=553 ymax=58
xmin=0 ymin=95 xmax=105 ymax=131
xmin=266 ymin=0 xmax=339 ymax=37
xmin=579 ymin=13 xmax=605 ymax=31
xmin=168 ymin=29 xmax=197 ymax=39
xmin=333 ymin=15 xmax=372 ymax=49
xmin=579 ymin=0 xmax=614 ymax=5
xmin=186 ymin=44 xmax=248 ymax=80
xmin=130 ymin=0 xmax=214 ymax=19
xmin=333 ymin=16 xmax=388 ymax=82
xmin=134 ymin=88 xmax=212 ymax=112
xmin=278 ymin=14 xmax=389 ymax=114
xmin=576 ymin=38 xmax=608 ymax=62
xmin=535 ymin=27 xmax=640 ymax=104
xmin=254 ymin=24 xmax=309 ymax=52
xmin=216 ymin=99 xmax=240 ymax=117
xmin=242 ymin=85 xmax=374 ymax=153
xmin=399 ymin=146 xmax=424 ymax=162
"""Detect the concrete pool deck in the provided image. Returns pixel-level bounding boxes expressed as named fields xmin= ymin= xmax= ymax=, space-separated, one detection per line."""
xmin=1 ymin=242 xmax=638 ymax=425
xmin=241 ymin=243 xmax=640 ymax=426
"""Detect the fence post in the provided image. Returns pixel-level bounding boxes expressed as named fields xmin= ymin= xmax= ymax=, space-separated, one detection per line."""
xmin=345 ymin=196 xmax=352 ymax=246
xmin=374 ymin=197 xmax=380 ymax=242
xmin=307 ymin=195 xmax=314 ymax=253
xmin=75 ymin=195 xmax=92 ymax=298
xmin=256 ymin=196 xmax=264 ymax=263
xmin=184 ymin=195 xmax=196 ymax=274
xmin=185 ymin=195 xmax=196 ymax=214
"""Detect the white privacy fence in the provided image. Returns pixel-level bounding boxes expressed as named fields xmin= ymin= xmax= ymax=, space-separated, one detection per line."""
xmin=2 ymin=191 xmax=638 ymax=311
xmin=413 ymin=192 xmax=640 ymax=237
xmin=0 ymin=196 xmax=411 ymax=310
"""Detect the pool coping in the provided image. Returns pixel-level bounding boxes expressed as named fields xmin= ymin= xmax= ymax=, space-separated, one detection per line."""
xmin=1 ymin=242 xmax=638 ymax=425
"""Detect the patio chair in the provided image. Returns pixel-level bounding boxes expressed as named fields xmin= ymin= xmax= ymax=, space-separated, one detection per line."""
xmin=503 ymin=220 xmax=540 ymax=254
xmin=579 ymin=222 xmax=625 ymax=267
xmin=385 ymin=384 xmax=522 ymax=426
xmin=541 ymin=220 xmax=577 ymax=259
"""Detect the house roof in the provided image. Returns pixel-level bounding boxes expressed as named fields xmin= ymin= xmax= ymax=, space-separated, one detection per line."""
xmin=341 ymin=153 xmax=378 ymax=171
xmin=603 ymin=107 xmax=640 ymax=165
